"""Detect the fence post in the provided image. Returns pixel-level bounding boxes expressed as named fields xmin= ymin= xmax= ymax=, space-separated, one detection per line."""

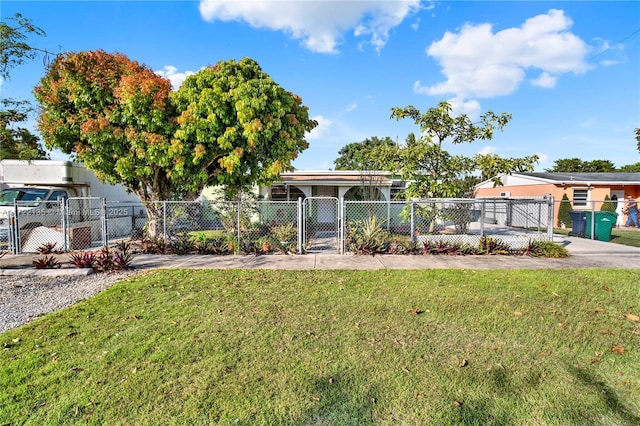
xmin=237 ymin=199 xmax=241 ymax=253
xmin=62 ymin=199 xmax=68 ymax=252
xmin=480 ymin=200 xmax=485 ymax=238
xmin=340 ymin=197 xmax=345 ymax=254
xmin=297 ymin=197 xmax=303 ymax=254
xmin=11 ymin=202 xmax=20 ymax=254
xmin=590 ymin=201 xmax=595 ymax=240
xmin=547 ymin=196 xmax=554 ymax=241
xmin=101 ymin=198 xmax=108 ymax=248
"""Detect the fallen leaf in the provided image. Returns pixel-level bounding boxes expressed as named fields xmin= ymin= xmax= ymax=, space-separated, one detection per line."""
xmin=611 ymin=345 xmax=625 ymax=355
xmin=594 ymin=310 xmax=607 ymax=315
xmin=514 ymin=311 xmax=523 ymax=316
xmin=623 ymin=313 xmax=640 ymax=322
xmin=590 ymin=358 xmax=600 ymax=364
xmin=452 ymin=401 xmax=463 ymax=407
xmin=12 ymin=338 xmax=20 ymax=343
xmin=459 ymin=359 xmax=469 ymax=367
xmin=601 ymin=286 xmax=613 ymax=292
xmin=540 ymin=283 xmax=548 ymax=287
xmin=328 ymin=377 xmax=334 ymax=384
xmin=407 ymin=309 xmax=424 ymax=315
xmin=602 ymin=329 xmax=614 ymax=335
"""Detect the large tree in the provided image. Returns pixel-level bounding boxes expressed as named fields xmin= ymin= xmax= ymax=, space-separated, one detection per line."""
xmin=35 ymin=51 xmax=316 ymax=232
xmin=0 ymin=13 xmax=50 ymax=160
xmin=334 ymin=136 xmax=395 ymax=170
xmin=171 ymin=59 xmax=316 ymax=197
xmin=378 ymin=101 xmax=538 ymax=198
xmin=545 ymin=158 xmax=616 ymax=173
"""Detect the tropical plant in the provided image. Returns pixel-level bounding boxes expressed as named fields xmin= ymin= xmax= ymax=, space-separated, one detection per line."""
xmin=346 ymin=216 xmax=389 ymax=255
xmin=36 ymin=242 xmax=61 ymax=254
xmin=478 ymin=236 xmax=510 ymax=255
xmin=32 ymin=255 xmax=61 ymax=269
xmin=68 ymin=251 xmax=97 ymax=269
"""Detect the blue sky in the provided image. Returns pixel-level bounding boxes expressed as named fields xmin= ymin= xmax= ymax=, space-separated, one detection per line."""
xmin=2 ymin=1 xmax=639 ymax=171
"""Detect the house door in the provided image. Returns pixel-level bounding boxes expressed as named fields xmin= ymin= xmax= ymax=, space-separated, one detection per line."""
xmin=610 ymin=190 xmax=625 ymax=227
xmin=303 ymin=197 xmax=339 ymax=253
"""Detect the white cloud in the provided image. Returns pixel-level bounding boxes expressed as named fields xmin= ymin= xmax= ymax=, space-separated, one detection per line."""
xmin=531 ymin=71 xmax=557 ymax=88
xmin=345 ymin=103 xmax=358 ymax=112
xmin=446 ymin=97 xmax=481 ymax=120
xmin=198 ymin=0 xmax=421 ymax=53
xmin=424 ymin=9 xmax=590 ymax=100
xmin=535 ymin=152 xmax=549 ymax=164
xmin=154 ymin=65 xmax=195 ymax=90
xmin=306 ymin=115 xmax=332 ymax=140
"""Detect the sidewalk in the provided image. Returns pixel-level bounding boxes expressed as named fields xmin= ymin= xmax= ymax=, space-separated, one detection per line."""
xmin=1 ymin=234 xmax=638 ymax=275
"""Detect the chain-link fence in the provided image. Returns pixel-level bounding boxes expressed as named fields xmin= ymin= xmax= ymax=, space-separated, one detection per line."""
xmin=4 ymin=196 xmax=554 ymax=254
xmin=344 ymin=198 xmax=553 ymax=254
xmin=553 ymin=198 xmax=628 ymax=240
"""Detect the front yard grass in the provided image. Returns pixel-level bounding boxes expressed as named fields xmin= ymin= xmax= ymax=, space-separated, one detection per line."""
xmin=555 ymin=227 xmax=640 ymax=248
xmin=2 ymin=269 xmax=639 ymax=425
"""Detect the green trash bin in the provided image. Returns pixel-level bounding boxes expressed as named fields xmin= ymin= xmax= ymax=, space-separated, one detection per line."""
xmin=585 ymin=211 xmax=618 ymax=242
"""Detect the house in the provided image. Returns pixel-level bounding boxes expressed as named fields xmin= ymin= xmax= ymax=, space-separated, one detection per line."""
xmin=258 ymin=170 xmax=406 ymax=201
xmin=474 ymin=172 xmax=640 ymax=227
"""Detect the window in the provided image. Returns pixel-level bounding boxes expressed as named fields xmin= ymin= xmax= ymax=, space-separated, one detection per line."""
xmin=271 ymin=185 xmax=305 ymax=201
xmin=573 ymin=189 xmax=588 ymax=207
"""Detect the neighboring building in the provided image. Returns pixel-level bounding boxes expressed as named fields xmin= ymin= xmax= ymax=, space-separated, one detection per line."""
xmin=259 ymin=170 xmax=406 ymax=201
xmin=474 ymin=172 xmax=640 ymax=227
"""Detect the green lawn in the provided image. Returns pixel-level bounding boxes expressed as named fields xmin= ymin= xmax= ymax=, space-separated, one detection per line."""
xmin=2 ymin=269 xmax=640 ymax=425
xmin=555 ymin=227 xmax=640 ymax=247
xmin=610 ymin=229 xmax=640 ymax=247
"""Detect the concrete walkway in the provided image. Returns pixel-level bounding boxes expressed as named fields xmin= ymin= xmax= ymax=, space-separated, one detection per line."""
xmin=1 ymin=234 xmax=638 ymax=275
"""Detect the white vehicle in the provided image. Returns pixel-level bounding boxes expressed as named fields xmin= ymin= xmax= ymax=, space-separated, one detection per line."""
xmin=0 ymin=160 xmax=142 ymax=248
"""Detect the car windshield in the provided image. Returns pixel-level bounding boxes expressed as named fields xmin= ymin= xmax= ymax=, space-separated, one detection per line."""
xmin=0 ymin=188 xmax=50 ymax=207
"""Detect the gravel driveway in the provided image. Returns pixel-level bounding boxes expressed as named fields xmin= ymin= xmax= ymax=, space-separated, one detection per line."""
xmin=0 ymin=271 xmax=138 ymax=334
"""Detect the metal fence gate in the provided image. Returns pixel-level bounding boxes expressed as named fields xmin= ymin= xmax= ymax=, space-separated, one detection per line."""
xmin=303 ymin=197 xmax=340 ymax=253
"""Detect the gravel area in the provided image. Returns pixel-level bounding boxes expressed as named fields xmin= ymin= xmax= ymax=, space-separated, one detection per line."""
xmin=0 ymin=271 xmax=139 ymax=334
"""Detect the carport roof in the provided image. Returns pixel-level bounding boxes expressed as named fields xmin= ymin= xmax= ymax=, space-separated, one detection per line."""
xmin=279 ymin=171 xmax=394 ymax=186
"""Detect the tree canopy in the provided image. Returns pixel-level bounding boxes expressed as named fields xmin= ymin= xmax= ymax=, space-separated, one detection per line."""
xmin=35 ymin=52 xmax=317 ymax=203
xmin=376 ymin=101 xmax=538 ymax=198
xmin=545 ymin=158 xmax=616 ymax=173
xmin=0 ymin=13 xmax=50 ymax=161
xmin=334 ymin=136 xmax=396 ymax=170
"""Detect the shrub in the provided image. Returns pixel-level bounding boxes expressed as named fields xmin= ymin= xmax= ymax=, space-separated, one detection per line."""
xmin=600 ymin=194 xmax=616 ymax=212
xmin=33 ymin=255 xmax=61 ymax=269
xmin=346 ymin=216 xmax=389 ymax=255
xmin=558 ymin=193 xmax=572 ymax=228
xmin=528 ymin=241 xmax=569 ymax=258
xmin=142 ymin=237 xmax=168 ymax=254
xmin=168 ymin=237 xmax=195 ymax=255
xmin=69 ymin=252 xmax=97 ymax=269
xmin=478 ymin=236 xmax=510 ymax=255
xmin=36 ymin=242 xmax=62 ymax=254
